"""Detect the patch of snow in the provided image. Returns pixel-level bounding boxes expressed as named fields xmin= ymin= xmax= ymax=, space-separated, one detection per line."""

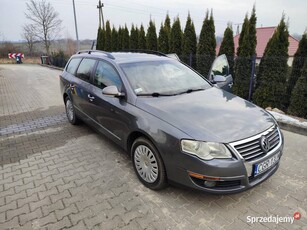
xmin=268 ymin=111 xmax=307 ymax=128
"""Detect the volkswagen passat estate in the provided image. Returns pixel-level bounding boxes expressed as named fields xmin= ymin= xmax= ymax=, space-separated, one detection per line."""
xmin=60 ymin=50 xmax=283 ymax=193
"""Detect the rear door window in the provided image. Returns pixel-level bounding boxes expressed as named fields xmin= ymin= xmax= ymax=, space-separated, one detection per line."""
xmin=76 ymin=58 xmax=96 ymax=82
xmin=66 ymin=58 xmax=81 ymax=75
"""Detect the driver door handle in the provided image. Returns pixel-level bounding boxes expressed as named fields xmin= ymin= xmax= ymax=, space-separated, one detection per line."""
xmin=88 ymin=94 xmax=95 ymax=101
xmin=69 ymin=84 xmax=75 ymax=89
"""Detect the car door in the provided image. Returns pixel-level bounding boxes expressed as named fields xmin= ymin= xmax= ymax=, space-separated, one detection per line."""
xmin=70 ymin=58 xmax=97 ymax=123
xmin=86 ymin=60 xmax=130 ymax=145
xmin=208 ymin=54 xmax=233 ymax=92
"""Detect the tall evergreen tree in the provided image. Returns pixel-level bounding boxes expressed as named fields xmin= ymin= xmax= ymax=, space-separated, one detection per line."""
xmin=130 ymin=24 xmax=139 ymax=49
xmin=118 ymin=26 xmax=123 ymax=50
xmin=233 ymin=6 xmax=257 ymax=99
xmin=138 ymin=24 xmax=147 ymax=49
xmin=170 ymin=17 xmax=183 ymax=56
xmin=182 ymin=13 xmax=197 ymax=68
xmin=158 ymin=23 xmax=169 ymax=53
xmin=105 ymin=20 xmax=112 ymax=51
xmin=146 ymin=20 xmax=158 ymax=50
xmin=164 ymin=13 xmax=171 ymax=34
xmin=288 ymin=61 xmax=307 ymax=118
xmin=164 ymin=13 xmax=171 ymax=49
xmin=111 ymin=26 xmax=119 ymax=51
xmin=248 ymin=6 xmax=257 ymax=55
xmin=253 ymin=15 xmax=289 ymax=110
xmin=196 ymin=10 xmax=216 ymax=77
xmin=96 ymin=27 xmax=102 ymax=50
xmin=122 ymin=24 xmax=130 ymax=50
xmin=96 ymin=27 xmax=105 ymax=51
xmin=285 ymin=33 xmax=307 ymax=107
xmin=218 ymin=23 xmax=235 ymax=75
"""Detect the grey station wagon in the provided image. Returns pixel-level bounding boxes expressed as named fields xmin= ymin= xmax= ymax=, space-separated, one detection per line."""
xmin=60 ymin=50 xmax=284 ymax=194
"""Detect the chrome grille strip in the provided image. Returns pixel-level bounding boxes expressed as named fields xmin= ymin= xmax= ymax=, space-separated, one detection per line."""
xmin=229 ymin=125 xmax=281 ymax=162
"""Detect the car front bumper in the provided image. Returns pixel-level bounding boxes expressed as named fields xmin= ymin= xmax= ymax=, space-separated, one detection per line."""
xmin=166 ymin=127 xmax=284 ymax=194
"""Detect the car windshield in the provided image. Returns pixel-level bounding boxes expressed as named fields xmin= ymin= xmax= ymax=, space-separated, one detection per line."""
xmin=120 ymin=60 xmax=211 ymax=96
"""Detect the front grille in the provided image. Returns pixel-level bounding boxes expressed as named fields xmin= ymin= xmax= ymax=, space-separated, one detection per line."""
xmin=232 ymin=127 xmax=280 ymax=162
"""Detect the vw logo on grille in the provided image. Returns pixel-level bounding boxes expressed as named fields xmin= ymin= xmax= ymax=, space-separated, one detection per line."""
xmin=260 ymin=135 xmax=270 ymax=153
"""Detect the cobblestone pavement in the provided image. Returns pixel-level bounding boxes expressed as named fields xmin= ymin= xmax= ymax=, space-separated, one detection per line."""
xmin=0 ymin=64 xmax=306 ymax=230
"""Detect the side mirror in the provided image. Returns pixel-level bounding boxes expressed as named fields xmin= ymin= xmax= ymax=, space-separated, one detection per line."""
xmin=102 ymin=85 xmax=124 ymax=97
xmin=212 ymin=75 xmax=226 ymax=83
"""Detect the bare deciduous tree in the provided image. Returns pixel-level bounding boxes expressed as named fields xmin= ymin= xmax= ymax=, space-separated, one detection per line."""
xmin=22 ymin=24 xmax=36 ymax=54
xmin=25 ymin=0 xmax=62 ymax=55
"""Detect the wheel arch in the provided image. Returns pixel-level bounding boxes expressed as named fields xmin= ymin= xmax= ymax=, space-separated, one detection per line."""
xmin=126 ymin=130 xmax=159 ymax=158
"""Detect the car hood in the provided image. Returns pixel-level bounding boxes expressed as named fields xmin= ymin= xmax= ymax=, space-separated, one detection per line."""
xmin=135 ymin=87 xmax=275 ymax=143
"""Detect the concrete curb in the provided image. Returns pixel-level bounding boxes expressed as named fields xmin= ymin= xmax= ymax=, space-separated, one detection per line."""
xmin=276 ymin=120 xmax=307 ymax=136
xmin=40 ymin=64 xmax=64 ymax=71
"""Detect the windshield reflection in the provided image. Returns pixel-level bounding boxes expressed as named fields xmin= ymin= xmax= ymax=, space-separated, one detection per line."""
xmin=120 ymin=60 xmax=211 ymax=96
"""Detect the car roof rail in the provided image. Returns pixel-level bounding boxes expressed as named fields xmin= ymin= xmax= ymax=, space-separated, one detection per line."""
xmin=76 ymin=50 xmax=115 ymax=59
xmin=120 ymin=49 xmax=168 ymax=57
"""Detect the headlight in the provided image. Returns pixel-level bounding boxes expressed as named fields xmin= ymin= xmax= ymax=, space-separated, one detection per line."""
xmin=181 ymin=140 xmax=232 ymax=160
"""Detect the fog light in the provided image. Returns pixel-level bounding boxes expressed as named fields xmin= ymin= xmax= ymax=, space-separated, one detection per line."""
xmin=204 ymin=180 xmax=216 ymax=188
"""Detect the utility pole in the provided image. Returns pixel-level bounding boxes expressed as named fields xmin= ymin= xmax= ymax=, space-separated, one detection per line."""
xmin=72 ymin=0 xmax=80 ymax=51
xmin=97 ymin=0 xmax=105 ymax=29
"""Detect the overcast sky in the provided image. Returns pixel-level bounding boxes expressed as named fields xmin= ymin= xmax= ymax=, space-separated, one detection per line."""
xmin=0 ymin=0 xmax=306 ymax=42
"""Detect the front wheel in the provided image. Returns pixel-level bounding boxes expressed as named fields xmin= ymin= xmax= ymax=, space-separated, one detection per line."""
xmin=65 ymin=97 xmax=80 ymax=125
xmin=131 ymin=137 xmax=167 ymax=190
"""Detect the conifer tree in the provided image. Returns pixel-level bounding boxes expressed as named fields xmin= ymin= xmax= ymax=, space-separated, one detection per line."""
xmin=233 ymin=6 xmax=257 ymax=99
xmin=96 ymin=27 xmax=105 ymax=51
xmin=138 ymin=24 xmax=147 ymax=49
xmin=118 ymin=26 xmax=123 ymax=50
xmin=146 ymin=20 xmax=158 ymax=50
xmin=170 ymin=17 xmax=183 ymax=56
xmin=158 ymin=23 xmax=169 ymax=53
xmin=286 ymin=33 xmax=307 ymax=106
xmin=130 ymin=24 xmax=139 ymax=49
xmin=111 ymin=26 xmax=119 ymax=51
xmin=105 ymin=20 xmax=112 ymax=51
xmin=253 ymin=15 xmax=289 ymax=110
xmin=218 ymin=24 xmax=235 ymax=75
xmin=196 ymin=10 xmax=216 ymax=77
xmin=182 ymin=13 xmax=197 ymax=68
xmin=122 ymin=24 xmax=130 ymax=50
xmin=288 ymin=61 xmax=307 ymax=118
xmin=164 ymin=13 xmax=171 ymax=50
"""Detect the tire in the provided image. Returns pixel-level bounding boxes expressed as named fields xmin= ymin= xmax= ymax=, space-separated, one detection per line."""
xmin=131 ymin=137 xmax=167 ymax=190
xmin=65 ymin=97 xmax=80 ymax=125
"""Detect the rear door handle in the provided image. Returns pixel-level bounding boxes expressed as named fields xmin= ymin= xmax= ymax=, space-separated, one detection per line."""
xmin=228 ymin=83 xmax=233 ymax=88
xmin=88 ymin=94 xmax=95 ymax=101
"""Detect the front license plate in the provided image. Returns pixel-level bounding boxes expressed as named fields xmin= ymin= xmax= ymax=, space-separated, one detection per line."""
xmin=254 ymin=153 xmax=280 ymax=176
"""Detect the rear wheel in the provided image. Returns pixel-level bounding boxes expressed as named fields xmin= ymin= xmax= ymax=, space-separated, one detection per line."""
xmin=65 ymin=97 xmax=80 ymax=125
xmin=131 ymin=137 xmax=167 ymax=190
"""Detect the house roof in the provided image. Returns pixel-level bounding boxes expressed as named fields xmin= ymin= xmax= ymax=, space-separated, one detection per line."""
xmin=216 ymin=26 xmax=299 ymax=58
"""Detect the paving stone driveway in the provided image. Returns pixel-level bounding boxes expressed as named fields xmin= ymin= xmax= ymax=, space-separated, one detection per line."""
xmin=0 ymin=64 xmax=306 ymax=230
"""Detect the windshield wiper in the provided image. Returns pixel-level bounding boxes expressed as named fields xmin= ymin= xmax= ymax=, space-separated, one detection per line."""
xmin=178 ymin=88 xmax=205 ymax=95
xmin=137 ymin=92 xmax=176 ymax=97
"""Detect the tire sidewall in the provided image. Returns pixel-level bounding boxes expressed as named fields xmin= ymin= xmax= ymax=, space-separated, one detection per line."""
xmin=131 ymin=137 xmax=167 ymax=190
xmin=65 ymin=97 xmax=77 ymax=125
